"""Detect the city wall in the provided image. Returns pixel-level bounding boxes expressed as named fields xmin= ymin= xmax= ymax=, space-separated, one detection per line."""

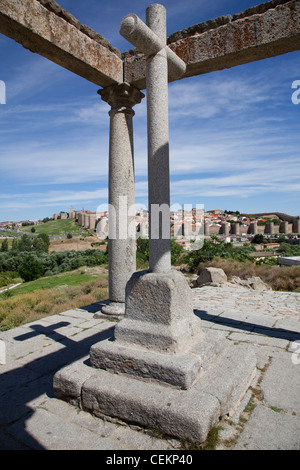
xmin=205 ymin=219 xmax=300 ymax=236
xmin=62 ymin=208 xmax=300 ymax=238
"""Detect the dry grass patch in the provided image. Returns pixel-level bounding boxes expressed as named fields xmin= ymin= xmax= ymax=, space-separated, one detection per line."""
xmin=0 ymin=276 xmax=108 ymax=331
xmin=197 ymin=257 xmax=300 ymax=291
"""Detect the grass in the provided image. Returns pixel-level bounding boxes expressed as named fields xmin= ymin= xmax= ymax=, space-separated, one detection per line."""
xmin=0 ymin=271 xmax=22 ymax=289
xmin=0 ymin=237 xmax=17 ymax=250
xmin=180 ymin=425 xmax=222 ymax=450
xmin=1 ymin=271 xmax=101 ymax=298
xmin=0 ymin=230 xmax=23 ymax=237
xmin=21 ymin=218 xmax=83 ymax=236
xmin=0 ymin=268 xmax=108 ymax=331
xmin=197 ymin=257 xmax=300 ymax=292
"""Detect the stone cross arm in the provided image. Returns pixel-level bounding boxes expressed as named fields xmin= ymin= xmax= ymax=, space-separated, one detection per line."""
xmin=120 ymin=13 xmax=186 ymax=81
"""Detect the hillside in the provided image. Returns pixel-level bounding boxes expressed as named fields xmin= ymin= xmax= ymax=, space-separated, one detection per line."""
xmin=21 ymin=218 xmax=84 ymax=237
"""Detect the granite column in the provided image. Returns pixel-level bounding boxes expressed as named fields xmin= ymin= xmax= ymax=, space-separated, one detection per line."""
xmin=98 ymin=83 xmax=144 ymax=315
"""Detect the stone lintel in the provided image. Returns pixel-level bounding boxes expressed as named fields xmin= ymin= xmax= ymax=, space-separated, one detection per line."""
xmin=0 ymin=0 xmax=123 ymax=87
xmin=123 ymin=0 xmax=300 ymax=89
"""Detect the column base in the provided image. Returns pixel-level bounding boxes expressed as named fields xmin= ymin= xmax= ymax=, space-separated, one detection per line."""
xmin=94 ymin=301 xmax=125 ymax=320
xmin=115 ymin=270 xmax=202 ymax=353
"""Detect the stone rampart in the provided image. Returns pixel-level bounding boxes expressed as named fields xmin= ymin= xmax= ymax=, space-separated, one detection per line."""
xmin=204 ymin=221 xmax=297 ymax=236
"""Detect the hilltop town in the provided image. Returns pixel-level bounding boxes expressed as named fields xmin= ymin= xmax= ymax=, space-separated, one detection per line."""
xmin=1 ymin=207 xmax=300 ymax=247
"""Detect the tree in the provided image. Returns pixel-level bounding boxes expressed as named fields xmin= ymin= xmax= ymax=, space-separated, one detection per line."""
xmin=18 ymin=234 xmax=33 ymax=252
xmin=0 ymin=238 xmax=8 ymax=252
xmin=31 ymin=227 xmax=36 ymax=233
xmin=33 ymin=237 xmax=48 ymax=253
xmin=171 ymin=239 xmax=184 ymax=265
xmin=18 ymin=254 xmax=45 ymax=282
xmin=136 ymin=237 xmax=149 ymax=260
xmin=11 ymin=238 xmax=18 ymax=252
xmin=270 ymin=218 xmax=280 ymax=225
xmin=251 ymin=234 xmax=264 ymax=244
xmin=36 ymin=233 xmax=50 ymax=252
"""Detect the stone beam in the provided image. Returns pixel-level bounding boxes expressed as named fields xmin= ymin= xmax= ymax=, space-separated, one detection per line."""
xmin=0 ymin=0 xmax=123 ymax=87
xmin=123 ymin=0 xmax=300 ymax=89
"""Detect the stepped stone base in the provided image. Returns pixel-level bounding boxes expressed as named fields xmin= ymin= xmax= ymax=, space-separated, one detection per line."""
xmin=53 ymin=330 xmax=257 ymax=443
xmin=89 ymin=270 xmax=204 ymax=390
xmin=89 ymin=338 xmax=202 ymax=390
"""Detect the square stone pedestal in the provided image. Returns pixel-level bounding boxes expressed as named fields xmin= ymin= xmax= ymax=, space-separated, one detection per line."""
xmin=53 ymin=331 xmax=256 ymax=443
xmin=53 ymin=270 xmax=257 ymax=443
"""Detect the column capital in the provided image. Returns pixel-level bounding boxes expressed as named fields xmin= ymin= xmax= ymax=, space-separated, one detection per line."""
xmin=98 ymin=82 xmax=144 ymax=110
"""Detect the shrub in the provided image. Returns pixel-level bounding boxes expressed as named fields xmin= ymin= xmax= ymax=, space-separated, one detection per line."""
xmin=0 ymin=248 xmax=108 ymax=282
xmin=0 ymin=276 xmax=109 ymax=330
xmin=18 ymin=255 xmax=45 ymax=282
xmin=251 ymin=234 xmax=265 ymax=244
xmin=0 ymin=271 xmax=20 ymax=288
xmin=33 ymin=301 xmax=53 ymax=314
xmin=187 ymin=240 xmax=253 ymax=272
xmin=0 ymin=239 xmax=8 ymax=252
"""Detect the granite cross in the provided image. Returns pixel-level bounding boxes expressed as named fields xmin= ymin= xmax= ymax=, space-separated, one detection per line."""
xmin=120 ymin=3 xmax=186 ymax=274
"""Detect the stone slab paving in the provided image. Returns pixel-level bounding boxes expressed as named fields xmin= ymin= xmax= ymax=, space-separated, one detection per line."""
xmin=0 ymin=286 xmax=299 ymax=451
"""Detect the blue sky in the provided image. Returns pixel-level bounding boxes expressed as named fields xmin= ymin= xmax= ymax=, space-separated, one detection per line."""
xmin=0 ymin=0 xmax=299 ymax=221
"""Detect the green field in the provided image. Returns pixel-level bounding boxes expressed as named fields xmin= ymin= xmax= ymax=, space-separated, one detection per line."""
xmin=0 ymin=270 xmax=101 ymax=298
xmin=22 ymin=218 xmax=83 ymax=236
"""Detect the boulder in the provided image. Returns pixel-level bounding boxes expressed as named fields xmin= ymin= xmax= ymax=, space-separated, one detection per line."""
xmin=228 ymin=276 xmax=272 ymax=291
xmin=195 ymin=267 xmax=227 ymax=287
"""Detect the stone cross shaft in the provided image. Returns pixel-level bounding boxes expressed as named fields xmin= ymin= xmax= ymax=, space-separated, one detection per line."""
xmin=120 ymin=4 xmax=186 ymax=274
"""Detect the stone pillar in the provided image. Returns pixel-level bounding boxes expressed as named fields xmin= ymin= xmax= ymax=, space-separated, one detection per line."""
xmin=146 ymin=5 xmax=170 ymax=273
xmin=92 ymin=3 xmax=202 ymax=370
xmin=280 ymin=221 xmax=289 ymax=234
xmin=140 ymin=220 xmax=148 ymax=237
xmin=293 ymin=218 xmax=300 ymax=233
xmin=265 ymin=221 xmax=274 ymax=235
xmin=53 ymin=4 xmax=257 ymax=444
xmin=249 ymin=221 xmax=258 ymax=235
xmin=84 ymin=213 xmax=89 ymax=228
xmin=204 ymin=222 xmax=210 ymax=236
xmin=231 ymin=223 xmax=240 ymax=235
xmin=98 ymin=83 xmax=145 ymax=315
xmin=221 ymin=222 xmax=230 ymax=236
xmin=119 ymin=6 xmax=185 ymax=274
xmin=97 ymin=216 xmax=108 ymax=239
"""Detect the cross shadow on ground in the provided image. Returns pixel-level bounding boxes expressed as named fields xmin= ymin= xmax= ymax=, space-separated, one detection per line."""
xmin=194 ymin=309 xmax=300 ymax=342
xmin=0 ymin=316 xmax=114 ymax=450
xmin=1 ymin=304 xmax=299 ymax=449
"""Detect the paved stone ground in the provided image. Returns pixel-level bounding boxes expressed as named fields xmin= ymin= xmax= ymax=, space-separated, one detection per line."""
xmin=0 ymin=285 xmax=300 ymax=451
